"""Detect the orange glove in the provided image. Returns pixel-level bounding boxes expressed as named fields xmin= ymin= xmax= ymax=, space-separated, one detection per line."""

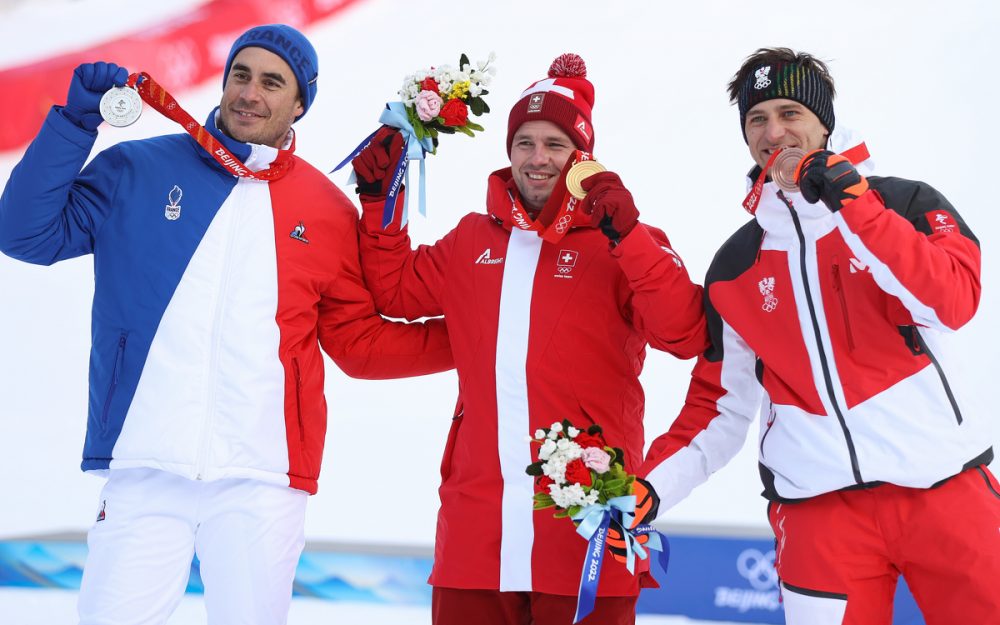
xmin=606 ymin=477 xmax=660 ymax=564
xmin=795 ymin=149 xmax=869 ymax=212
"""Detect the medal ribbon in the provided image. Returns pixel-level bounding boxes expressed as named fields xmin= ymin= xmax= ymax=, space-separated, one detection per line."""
xmin=742 ymin=144 xmax=872 ymax=215
xmin=509 ymin=150 xmax=593 ymax=244
xmin=125 ymin=72 xmax=292 ymax=181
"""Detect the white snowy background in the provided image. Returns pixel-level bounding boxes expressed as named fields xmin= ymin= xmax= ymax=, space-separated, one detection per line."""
xmin=0 ymin=0 xmax=997 ymax=622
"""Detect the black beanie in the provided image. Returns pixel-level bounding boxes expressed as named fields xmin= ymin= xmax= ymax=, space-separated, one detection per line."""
xmin=737 ymin=61 xmax=834 ymax=140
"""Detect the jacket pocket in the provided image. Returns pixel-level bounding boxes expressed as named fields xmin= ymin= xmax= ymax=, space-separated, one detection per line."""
xmin=100 ymin=331 xmax=129 ymax=430
xmin=292 ymin=357 xmax=304 ymax=443
xmin=830 ymin=258 xmax=856 ymax=352
xmin=760 ymin=401 xmax=777 ymax=458
xmin=439 ymin=398 xmax=464 ymax=481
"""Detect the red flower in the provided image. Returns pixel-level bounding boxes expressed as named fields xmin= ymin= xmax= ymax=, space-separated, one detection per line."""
xmin=573 ymin=432 xmax=606 ymax=449
xmin=535 ymin=475 xmax=554 ymax=493
xmin=420 ymin=77 xmax=440 ymax=93
xmin=565 ymin=459 xmax=592 ymax=486
xmin=439 ymin=98 xmax=469 ymax=127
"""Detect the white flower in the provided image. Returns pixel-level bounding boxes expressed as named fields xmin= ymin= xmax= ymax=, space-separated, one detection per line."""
xmin=538 ymin=439 xmax=557 ymax=461
xmin=549 ymin=483 xmax=597 ymax=508
xmin=567 ymin=426 xmax=580 ymax=438
xmin=534 ymin=429 xmax=546 ymax=440
xmin=550 ymin=422 xmax=563 ymax=433
xmin=547 ymin=429 xmax=559 ymax=440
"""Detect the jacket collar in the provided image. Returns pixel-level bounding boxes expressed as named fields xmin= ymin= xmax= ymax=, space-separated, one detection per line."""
xmin=485 ymin=167 xmax=595 ymax=231
xmin=198 ymin=107 xmax=297 ymax=176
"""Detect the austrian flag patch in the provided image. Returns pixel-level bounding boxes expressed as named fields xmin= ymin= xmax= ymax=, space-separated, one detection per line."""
xmin=925 ymin=210 xmax=957 ymax=234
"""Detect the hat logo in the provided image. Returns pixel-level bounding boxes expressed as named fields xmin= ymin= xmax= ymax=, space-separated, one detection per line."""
xmin=754 ymin=66 xmax=772 ymax=90
xmin=574 ymin=114 xmax=590 ymax=141
xmin=527 ymin=93 xmax=545 ymax=114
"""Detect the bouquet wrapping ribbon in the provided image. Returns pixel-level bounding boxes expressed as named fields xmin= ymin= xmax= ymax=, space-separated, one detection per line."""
xmin=569 ymin=495 xmax=670 ymax=623
xmin=331 ymin=102 xmax=435 ymax=229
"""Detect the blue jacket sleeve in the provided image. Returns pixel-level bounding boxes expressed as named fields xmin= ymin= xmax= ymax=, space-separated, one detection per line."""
xmin=0 ymin=108 xmax=121 ymax=265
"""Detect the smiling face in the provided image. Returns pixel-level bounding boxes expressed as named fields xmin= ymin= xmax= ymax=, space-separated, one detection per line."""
xmin=217 ymin=47 xmax=303 ymax=148
xmin=744 ymin=98 xmax=829 ymax=169
xmin=509 ymin=120 xmax=577 ymax=212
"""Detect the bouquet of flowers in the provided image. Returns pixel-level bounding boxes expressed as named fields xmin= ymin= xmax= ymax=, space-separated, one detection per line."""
xmin=526 ymin=419 xmax=667 ymax=624
xmin=527 ymin=420 xmax=633 ymax=517
xmin=396 ymin=52 xmax=496 ymax=151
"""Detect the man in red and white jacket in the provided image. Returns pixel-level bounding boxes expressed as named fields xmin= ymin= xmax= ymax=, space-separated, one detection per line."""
xmin=352 ymin=54 xmax=708 ymax=624
xmin=639 ymin=47 xmax=1000 ymax=625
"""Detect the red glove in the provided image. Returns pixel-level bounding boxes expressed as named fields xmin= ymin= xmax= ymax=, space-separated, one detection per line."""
xmin=352 ymin=126 xmax=405 ymax=200
xmin=580 ymin=172 xmax=640 ymax=244
xmin=606 ymin=477 xmax=660 ymax=564
xmin=794 ymin=149 xmax=869 ymax=212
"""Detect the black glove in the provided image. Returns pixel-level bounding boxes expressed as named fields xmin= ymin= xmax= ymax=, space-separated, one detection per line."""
xmin=580 ymin=172 xmax=640 ymax=245
xmin=352 ymin=126 xmax=405 ymax=200
xmin=795 ymin=149 xmax=870 ymax=212
xmin=62 ymin=62 xmax=128 ymax=132
xmin=606 ymin=477 xmax=660 ymax=564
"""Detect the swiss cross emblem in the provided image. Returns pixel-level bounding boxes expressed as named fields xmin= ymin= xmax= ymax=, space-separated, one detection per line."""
xmin=555 ymin=249 xmax=579 ymax=278
xmin=574 ymin=114 xmax=590 ymax=141
xmin=528 ymin=93 xmax=545 ymax=113
xmin=926 ymin=210 xmax=957 ymax=234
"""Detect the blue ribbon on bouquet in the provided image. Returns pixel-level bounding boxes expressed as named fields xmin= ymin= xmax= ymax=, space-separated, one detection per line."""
xmin=569 ymin=495 xmax=671 ymax=624
xmin=330 ymin=102 xmax=435 ymax=229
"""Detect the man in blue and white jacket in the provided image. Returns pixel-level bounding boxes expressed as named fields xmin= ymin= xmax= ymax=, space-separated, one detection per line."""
xmin=0 ymin=24 xmax=452 ymax=625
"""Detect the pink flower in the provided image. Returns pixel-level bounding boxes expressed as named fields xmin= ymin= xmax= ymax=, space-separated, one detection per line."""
xmin=581 ymin=447 xmax=611 ymax=474
xmin=414 ymin=90 xmax=443 ymax=122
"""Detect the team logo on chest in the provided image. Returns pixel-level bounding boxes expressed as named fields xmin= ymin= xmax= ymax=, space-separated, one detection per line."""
xmin=554 ymin=249 xmax=579 ymax=279
xmin=290 ymin=221 xmax=309 ymax=244
xmin=164 ymin=185 xmax=182 ymax=220
xmin=758 ymin=276 xmax=779 ymax=312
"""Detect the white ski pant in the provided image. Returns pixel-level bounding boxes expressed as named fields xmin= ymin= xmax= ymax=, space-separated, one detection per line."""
xmin=77 ymin=467 xmax=308 ymax=625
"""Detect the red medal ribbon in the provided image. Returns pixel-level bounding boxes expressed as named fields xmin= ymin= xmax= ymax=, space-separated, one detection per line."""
xmin=126 ymin=72 xmax=292 ymax=181
xmin=509 ymin=150 xmax=592 ymax=243
xmin=742 ymin=143 xmax=871 ymax=216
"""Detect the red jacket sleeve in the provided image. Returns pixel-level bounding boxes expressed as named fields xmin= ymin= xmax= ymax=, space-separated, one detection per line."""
xmin=356 ymin=194 xmax=458 ymax=320
xmin=611 ymin=224 xmax=709 ymax=359
xmin=836 ymin=179 xmax=980 ymax=331
xmin=317 ymin=207 xmax=453 ymax=379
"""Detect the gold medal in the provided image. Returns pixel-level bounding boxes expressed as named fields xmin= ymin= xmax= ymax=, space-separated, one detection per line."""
xmin=565 ymin=159 xmax=607 ymax=200
xmin=772 ymin=147 xmax=806 ymax=194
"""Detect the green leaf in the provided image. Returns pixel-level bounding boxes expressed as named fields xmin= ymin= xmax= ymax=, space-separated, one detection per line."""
xmin=481 ymin=100 xmax=490 ymax=114
xmin=469 ymin=97 xmax=485 ymax=117
xmin=479 ymin=89 xmax=489 ymax=96
xmin=465 ymin=121 xmax=484 ymax=132
xmin=588 ymin=424 xmax=603 ymax=435
xmin=566 ymin=505 xmax=582 ymax=519
xmin=459 ymin=53 xmax=470 ymax=69
xmin=526 ymin=462 xmax=543 ymax=476
xmin=553 ymin=508 xmax=569 ymax=519
xmin=603 ymin=478 xmax=626 ymax=492
xmin=533 ymin=493 xmax=554 ymax=508
xmin=456 ymin=125 xmax=475 ymax=137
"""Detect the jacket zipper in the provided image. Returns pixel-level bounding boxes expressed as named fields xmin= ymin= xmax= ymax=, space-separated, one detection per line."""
xmin=781 ymin=193 xmax=863 ymax=484
xmin=909 ymin=326 xmax=963 ymax=425
xmin=830 ymin=259 xmax=856 ymax=352
xmin=195 ymin=186 xmax=243 ymax=479
xmin=293 ymin=357 xmax=305 ymax=443
xmin=100 ymin=332 xmax=128 ymax=428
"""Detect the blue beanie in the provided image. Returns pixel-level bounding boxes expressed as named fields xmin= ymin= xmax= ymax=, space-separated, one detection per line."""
xmin=223 ymin=24 xmax=318 ymax=120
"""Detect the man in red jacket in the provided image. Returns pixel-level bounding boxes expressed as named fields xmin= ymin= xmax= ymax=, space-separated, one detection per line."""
xmin=351 ymin=54 xmax=708 ymax=625
xmin=638 ymin=47 xmax=1000 ymax=625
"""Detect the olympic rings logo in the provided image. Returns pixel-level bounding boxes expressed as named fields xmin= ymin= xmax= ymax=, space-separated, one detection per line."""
xmin=554 ymin=215 xmax=573 ymax=233
xmin=736 ymin=549 xmax=778 ymax=591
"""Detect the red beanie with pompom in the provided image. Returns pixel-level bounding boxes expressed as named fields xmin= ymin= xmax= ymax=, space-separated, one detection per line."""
xmin=506 ymin=53 xmax=595 ymax=155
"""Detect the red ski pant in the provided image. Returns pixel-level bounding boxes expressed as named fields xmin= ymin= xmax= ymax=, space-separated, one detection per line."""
xmin=768 ymin=465 xmax=1000 ymax=625
xmin=431 ymin=587 xmax=638 ymax=625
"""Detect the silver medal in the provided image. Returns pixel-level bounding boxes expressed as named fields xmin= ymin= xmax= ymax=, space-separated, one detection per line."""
xmin=99 ymin=86 xmax=142 ymax=127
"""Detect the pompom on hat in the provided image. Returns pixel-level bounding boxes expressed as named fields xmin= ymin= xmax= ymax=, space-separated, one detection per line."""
xmin=223 ymin=24 xmax=318 ymax=121
xmin=507 ymin=53 xmax=595 ymax=154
